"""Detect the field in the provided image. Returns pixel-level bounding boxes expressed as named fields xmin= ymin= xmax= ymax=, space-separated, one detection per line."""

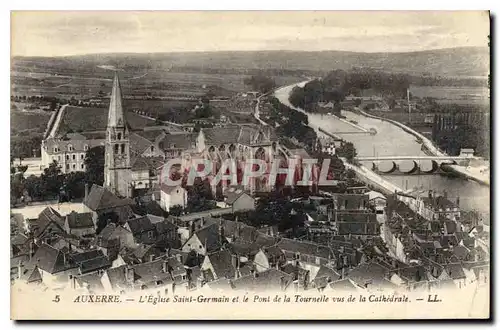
xmin=410 ymin=85 xmax=489 ymax=105
xmin=57 ymin=106 xmax=157 ymax=134
xmin=11 ymin=111 xmax=52 ymax=135
xmin=11 ymin=61 xmax=305 ymax=100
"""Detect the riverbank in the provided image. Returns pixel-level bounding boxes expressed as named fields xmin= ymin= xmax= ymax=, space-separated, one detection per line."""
xmin=356 ymin=108 xmax=489 ymax=186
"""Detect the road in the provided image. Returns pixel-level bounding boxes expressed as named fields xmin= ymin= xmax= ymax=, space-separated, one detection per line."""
xmin=47 ymin=104 xmax=69 ymax=138
xmin=253 ymin=94 xmax=268 ymax=126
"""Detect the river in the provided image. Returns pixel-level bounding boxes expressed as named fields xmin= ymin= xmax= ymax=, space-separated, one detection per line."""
xmin=274 ymin=84 xmax=490 ymax=214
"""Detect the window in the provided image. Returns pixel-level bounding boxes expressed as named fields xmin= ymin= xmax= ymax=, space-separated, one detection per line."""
xmin=66 ymin=164 xmax=69 ymax=170
xmin=81 ymin=164 xmax=84 ymax=169
xmin=68 ymin=144 xmax=73 ymax=151
xmin=57 ymin=156 xmax=61 ymax=161
xmin=117 ymin=133 xmax=122 ymax=140
xmin=66 ymin=155 xmax=69 ymax=160
xmin=53 ymin=147 xmax=59 ymax=153
xmin=198 ymin=245 xmax=202 ymax=249
xmin=148 ymin=231 xmax=154 ymax=239
xmin=156 ymin=280 xmax=163 ymax=286
xmin=72 ymin=164 xmax=76 ymax=170
xmin=80 ymin=154 xmax=84 ymax=159
xmin=72 ymin=154 xmax=76 ymax=160
xmin=121 ymin=144 xmax=125 ymax=154
xmin=84 ymin=145 xmax=88 ymax=151
xmin=150 ymin=146 xmax=154 ymax=152
xmin=114 ymin=144 xmax=119 ymax=153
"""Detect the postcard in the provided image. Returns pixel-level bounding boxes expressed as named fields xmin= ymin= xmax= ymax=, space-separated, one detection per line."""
xmin=10 ymin=10 xmax=490 ymax=320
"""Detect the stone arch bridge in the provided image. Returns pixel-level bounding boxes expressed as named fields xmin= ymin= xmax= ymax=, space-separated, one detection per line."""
xmin=356 ymin=155 xmax=476 ymax=175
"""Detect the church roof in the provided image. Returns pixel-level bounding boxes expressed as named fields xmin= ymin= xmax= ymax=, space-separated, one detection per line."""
xmin=84 ymin=184 xmax=134 ymax=211
xmin=107 ymin=72 xmax=126 ymax=128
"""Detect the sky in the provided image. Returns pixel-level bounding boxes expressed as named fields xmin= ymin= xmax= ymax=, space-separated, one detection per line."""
xmin=11 ymin=11 xmax=490 ymax=57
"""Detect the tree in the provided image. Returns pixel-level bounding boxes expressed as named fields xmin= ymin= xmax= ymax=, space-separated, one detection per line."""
xmin=84 ymin=146 xmax=105 ymax=187
xmin=244 ymin=74 xmax=276 ymax=94
xmin=64 ymin=171 xmax=86 ymax=200
xmin=41 ymin=161 xmax=64 ymax=198
xmin=336 ymin=142 xmax=357 ymax=164
xmin=169 ymin=205 xmax=183 ymax=217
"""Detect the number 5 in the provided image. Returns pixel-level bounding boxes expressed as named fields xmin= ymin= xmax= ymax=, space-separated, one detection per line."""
xmin=53 ymin=295 xmax=60 ymax=303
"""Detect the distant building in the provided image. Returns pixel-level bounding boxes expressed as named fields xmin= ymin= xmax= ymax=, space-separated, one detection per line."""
xmin=460 ymin=148 xmax=475 ymax=158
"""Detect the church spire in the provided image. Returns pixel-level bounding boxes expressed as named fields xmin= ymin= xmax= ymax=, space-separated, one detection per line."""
xmin=107 ymin=71 xmax=125 ymax=128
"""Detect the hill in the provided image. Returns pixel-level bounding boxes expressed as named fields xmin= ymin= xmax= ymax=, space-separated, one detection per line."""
xmin=12 ymin=47 xmax=489 ymax=78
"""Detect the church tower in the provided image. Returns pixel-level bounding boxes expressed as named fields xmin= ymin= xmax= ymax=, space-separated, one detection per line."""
xmin=104 ymin=71 xmax=132 ymax=198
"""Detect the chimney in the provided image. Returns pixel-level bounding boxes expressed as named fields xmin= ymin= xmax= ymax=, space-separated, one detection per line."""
xmin=18 ymin=260 xmax=22 ymax=280
xmin=69 ymin=274 xmax=76 ymax=290
xmin=176 ymin=253 xmax=182 ymax=263
xmin=231 ymin=254 xmax=238 ymax=269
xmin=200 ymin=217 xmax=205 ymax=228
xmin=84 ymin=183 xmax=89 ymax=203
xmin=280 ymin=276 xmax=286 ymax=291
xmin=149 ymin=254 xmax=155 ymax=262
xmin=162 ymin=260 xmax=168 ymax=273
xmin=125 ymin=267 xmax=135 ymax=283
xmin=29 ymin=241 xmax=35 ymax=260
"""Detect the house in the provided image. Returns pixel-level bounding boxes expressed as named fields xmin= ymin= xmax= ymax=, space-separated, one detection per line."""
xmin=124 ymin=216 xmax=157 ymax=245
xmin=69 ymin=249 xmax=112 ymax=275
xmin=346 ymin=260 xmax=395 ymax=290
xmin=159 ymin=183 xmax=187 ymax=212
xmin=154 ymin=218 xmax=181 ymax=250
xmin=310 ymin=265 xmax=341 ymax=290
xmin=95 ymin=223 xmax=135 ymax=261
xmin=27 ymin=243 xmax=79 ymax=287
xmin=28 ymin=207 xmax=66 ymax=245
xmin=366 ymin=191 xmax=387 ymax=215
xmin=64 ymin=211 xmax=95 ymax=237
xmin=276 ymin=238 xmax=335 ymax=280
xmin=253 ymin=246 xmax=286 ymax=272
xmin=101 ymin=259 xmax=176 ymax=294
xmin=231 ymin=268 xmax=294 ymax=292
xmin=181 ymin=223 xmax=226 ymax=256
xmin=332 ymin=193 xmax=370 ymax=210
xmin=201 ymin=250 xmax=238 ymax=281
xmin=83 ymin=184 xmax=136 ymax=225
xmin=281 ymin=263 xmax=310 ymax=290
xmin=223 ymin=186 xmax=255 ymax=212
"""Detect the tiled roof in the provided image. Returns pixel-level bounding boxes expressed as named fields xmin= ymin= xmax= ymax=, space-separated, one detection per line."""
xmin=66 ymin=211 xmax=94 ymax=229
xmin=131 ymin=155 xmax=165 ymax=171
xmin=31 ymin=243 xmax=75 ymax=274
xmin=106 ymin=259 xmax=174 ymax=291
xmin=346 ymin=261 xmax=391 ymax=287
xmin=421 ymin=196 xmax=457 ymax=211
xmin=193 ymin=223 xmax=224 ymax=253
xmin=126 ymin=216 xmax=155 ymax=235
xmin=276 ymin=238 xmax=333 ymax=260
xmin=329 ymin=278 xmax=359 ymax=291
xmin=76 ymin=272 xmax=105 ymax=292
xmin=202 ymin=125 xmax=277 ymax=147
xmin=206 ymin=250 xmax=236 ymax=280
xmin=158 ymin=132 xmax=197 ymax=151
xmin=224 ymin=186 xmax=251 ymax=205
xmin=231 ymin=268 xmax=293 ymax=292
xmin=129 ymin=132 xmax=155 ymax=155
xmin=84 ymin=184 xmax=135 ymax=211
xmin=444 ymin=263 xmax=466 ymax=280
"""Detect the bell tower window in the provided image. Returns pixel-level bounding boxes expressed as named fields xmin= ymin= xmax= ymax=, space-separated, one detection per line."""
xmin=114 ymin=144 xmax=119 ymax=154
xmin=117 ymin=133 xmax=122 ymax=140
xmin=121 ymin=144 xmax=125 ymax=154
